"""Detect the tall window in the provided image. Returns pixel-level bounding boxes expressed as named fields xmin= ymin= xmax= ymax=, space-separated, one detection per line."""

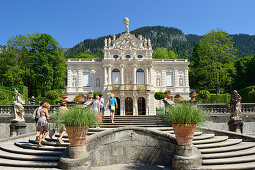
xmin=112 ymin=69 xmax=120 ymax=84
xmin=136 ymin=68 xmax=145 ymax=85
xmin=166 ymin=72 xmax=173 ymax=86
xmin=83 ymin=72 xmax=90 ymax=86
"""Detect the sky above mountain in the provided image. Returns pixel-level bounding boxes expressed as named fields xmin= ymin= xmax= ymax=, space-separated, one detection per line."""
xmin=1 ymin=0 xmax=254 ymax=48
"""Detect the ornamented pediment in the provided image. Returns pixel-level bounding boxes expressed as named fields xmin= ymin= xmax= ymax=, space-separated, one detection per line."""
xmin=111 ymin=33 xmax=145 ymax=50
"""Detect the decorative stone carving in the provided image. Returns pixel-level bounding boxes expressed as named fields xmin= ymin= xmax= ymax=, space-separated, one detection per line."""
xmin=123 ymin=17 xmax=129 ymax=33
xmin=113 ymin=35 xmax=116 ymax=40
xmin=104 ymin=38 xmax=108 ymax=48
xmin=13 ymin=89 xmax=25 ymax=122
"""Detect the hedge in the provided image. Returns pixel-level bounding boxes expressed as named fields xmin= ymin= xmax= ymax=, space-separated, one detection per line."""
xmin=197 ymin=93 xmax=231 ymax=104
xmin=238 ymin=86 xmax=255 ymax=103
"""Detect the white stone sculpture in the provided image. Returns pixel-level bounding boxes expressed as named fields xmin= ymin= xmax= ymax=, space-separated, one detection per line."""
xmin=123 ymin=17 xmax=129 ymax=33
xmin=13 ymin=89 xmax=25 ymax=122
xmin=104 ymin=38 xmax=108 ymax=48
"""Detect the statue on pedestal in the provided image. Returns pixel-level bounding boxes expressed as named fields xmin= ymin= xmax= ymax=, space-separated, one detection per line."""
xmin=228 ymin=90 xmax=242 ymax=118
xmin=13 ymin=89 xmax=25 ymax=122
xmin=227 ymin=90 xmax=243 ymax=133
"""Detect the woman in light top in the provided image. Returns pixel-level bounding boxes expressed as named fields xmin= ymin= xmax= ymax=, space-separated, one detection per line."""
xmin=36 ymin=102 xmax=51 ymax=146
xmin=93 ymin=96 xmax=100 ymax=114
xmin=106 ymin=93 xmax=118 ymax=124
xmin=58 ymin=100 xmax=68 ymax=144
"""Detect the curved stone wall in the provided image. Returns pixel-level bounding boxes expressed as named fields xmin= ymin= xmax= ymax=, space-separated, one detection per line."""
xmin=86 ymin=127 xmax=177 ymax=167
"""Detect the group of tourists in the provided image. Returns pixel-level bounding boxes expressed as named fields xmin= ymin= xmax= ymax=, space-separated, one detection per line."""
xmin=92 ymin=93 xmax=118 ymax=124
xmin=34 ymin=100 xmax=68 ymax=146
xmin=34 ymin=93 xmax=117 ymax=146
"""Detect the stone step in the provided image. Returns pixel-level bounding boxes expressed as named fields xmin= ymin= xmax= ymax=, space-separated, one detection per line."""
xmin=192 ymin=136 xmax=229 ymax=145
xmin=202 ymin=154 xmax=255 ymax=165
xmin=0 ymin=145 xmax=62 ymax=156
xmin=164 ymin=131 xmax=203 ymax=136
xmin=193 ymin=134 xmax=215 ymax=140
xmin=147 ymin=127 xmax=173 ymax=131
xmin=198 ymin=142 xmax=255 ymax=154
xmin=15 ymin=142 xmax=66 ymax=152
xmin=194 ymin=139 xmax=242 ymax=149
xmin=202 ymin=146 xmax=255 ymax=159
xmin=0 ymin=157 xmax=59 ymax=168
xmin=197 ymin=161 xmax=255 ymax=170
xmin=29 ymin=139 xmax=69 ymax=147
xmin=101 ymin=124 xmax=168 ymax=128
xmin=0 ymin=149 xmax=59 ymax=162
xmin=101 ymin=122 xmax=164 ymax=125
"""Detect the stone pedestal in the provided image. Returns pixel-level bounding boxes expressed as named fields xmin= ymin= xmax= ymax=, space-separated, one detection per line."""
xmin=10 ymin=121 xmax=27 ymax=137
xmin=228 ymin=117 xmax=243 ymax=133
xmin=172 ymin=145 xmax=202 ymax=170
xmin=69 ymin=145 xmax=89 ymax=159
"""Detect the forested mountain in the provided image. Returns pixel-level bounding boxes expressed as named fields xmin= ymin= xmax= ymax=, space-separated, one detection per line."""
xmin=64 ymin=26 xmax=255 ymax=59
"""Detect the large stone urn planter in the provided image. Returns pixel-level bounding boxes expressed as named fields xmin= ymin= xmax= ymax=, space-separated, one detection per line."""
xmin=189 ymin=93 xmax=196 ymax=101
xmin=165 ymin=93 xmax=173 ymax=99
xmin=172 ymin=124 xmax=196 ymax=145
xmin=66 ymin=126 xmax=89 ymax=159
xmin=75 ymin=97 xmax=84 ymax=103
xmin=87 ymin=94 xmax=93 ymax=100
xmin=174 ymin=97 xmax=183 ymax=103
xmin=61 ymin=94 xmax=68 ymax=99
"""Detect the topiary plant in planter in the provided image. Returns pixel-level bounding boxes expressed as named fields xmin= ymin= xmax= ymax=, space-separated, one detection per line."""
xmin=174 ymin=93 xmax=184 ymax=103
xmin=74 ymin=94 xmax=84 ymax=103
xmin=164 ymin=103 xmax=207 ymax=145
xmin=58 ymin=106 xmax=98 ymax=158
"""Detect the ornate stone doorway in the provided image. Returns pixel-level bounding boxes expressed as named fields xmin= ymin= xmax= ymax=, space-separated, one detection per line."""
xmin=125 ymin=97 xmax=133 ymax=115
xmin=138 ymin=97 xmax=146 ymax=115
xmin=116 ymin=97 xmax=120 ymax=115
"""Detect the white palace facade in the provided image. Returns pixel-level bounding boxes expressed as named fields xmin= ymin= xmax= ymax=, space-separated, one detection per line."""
xmin=66 ymin=18 xmax=190 ymax=116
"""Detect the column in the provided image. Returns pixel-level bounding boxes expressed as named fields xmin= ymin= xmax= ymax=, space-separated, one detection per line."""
xmin=146 ymin=95 xmax=150 ymax=115
xmin=77 ymin=70 xmax=83 ymax=92
xmin=133 ymin=96 xmax=138 ymax=116
xmin=133 ymin=64 xmax=136 ymax=90
xmin=149 ymin=66 xmax=153 ymax=87
xmin=120 ymin=64 xmax=124 ymax=90
xmin=104 ymin=65 xmax=108 ymax=87
xmin=161 ymin=69 xmax=166 ymax=90
xmin=174 ymin=70 xmax=179 ymax=87
xmin=67 ymin=69 xmax=71 ymax=87
xmin=185 ymin=69 xmax=189 ymax=87
xmin=108 ymin=65 xmax=112 ymax=85
xmin=145 ymin=65 xmax=149 ymax=86
xmin=120 ymin=93 xmax=125 ymax=116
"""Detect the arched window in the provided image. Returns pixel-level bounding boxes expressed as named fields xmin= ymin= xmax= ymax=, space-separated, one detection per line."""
xmin=136 ymin=68 xmax=145 ymax=85
xmin=112 ymin=69 xmax=120 ymax=84
xmin=113 ymin=55 xmax=119 ymax=58
xmin=138 ymin=55 xmax=143 ymax=58
xmin=126 ymin=55 xmax=131 ymax=58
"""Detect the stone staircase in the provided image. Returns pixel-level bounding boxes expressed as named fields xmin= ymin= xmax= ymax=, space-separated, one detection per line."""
xmin=1 ymin=116 xmax=255 ymax=169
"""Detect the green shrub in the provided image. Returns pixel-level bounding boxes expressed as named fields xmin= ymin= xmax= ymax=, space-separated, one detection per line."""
xmin=93 ymin=91 xmax=101 ymax=99
xmin=0 ymin=88 xmax=14 ymax=104
xmin=164 ymin=103 xmax=207 ymax=125
xmin=74 ymin=94 xmax=84 ymax=100
xmin=35 ymin=96 xmax=51 ymax=104
xmin=164 ymin=90 xmax=171 ymax=94
xmin=197 ymin=93 xmax=231 ymax=104
xmin=197 ymin=90 xmax=210 ymax=100
xmin=154 ymin=92 xmax=165 ymax=100
xmin=248 ymin=89 xmax=255 ymax=102
xmin=58 ymin=106 xmax=98 ymax=127
xmin=238 ymin=86 xmax=255 ymax=103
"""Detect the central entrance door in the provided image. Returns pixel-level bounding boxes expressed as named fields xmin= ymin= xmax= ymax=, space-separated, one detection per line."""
xmin=116 ymin=97 xmax=120 ymax=115
xmin=138 ymin=97 xmax=146 ymax=115
xmin=125 ymin=97 xmax=133 ymax=115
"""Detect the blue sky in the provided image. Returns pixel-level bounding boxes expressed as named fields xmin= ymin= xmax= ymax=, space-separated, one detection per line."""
xmin=1 ymin=0 xmax=254 ymax=48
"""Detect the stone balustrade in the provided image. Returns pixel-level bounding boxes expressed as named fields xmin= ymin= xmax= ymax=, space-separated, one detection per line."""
xmin=0 ymin=105 xmax=60 ymax=116
xmin=0 ymin=103 xmax=254 ymax=116
xmin=197 ymin=103 xmax=255 ymax=114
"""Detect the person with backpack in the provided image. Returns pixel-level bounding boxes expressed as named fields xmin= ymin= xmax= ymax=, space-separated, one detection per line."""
xmin=106 ymin=93 xmax=118 ymax=124
xmin=99 ymin=93 xmax=105 ymax=117
xmin=34 ymin=102 xmax=44 ymax=140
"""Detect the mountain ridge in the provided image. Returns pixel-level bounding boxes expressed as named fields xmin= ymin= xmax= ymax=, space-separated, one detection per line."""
xmin=64 ymin=26 xmax=255 ymax=59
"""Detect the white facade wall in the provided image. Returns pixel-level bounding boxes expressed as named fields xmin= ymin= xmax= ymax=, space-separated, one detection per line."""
xmin=66 ymin=26 xmax=190 ymax=116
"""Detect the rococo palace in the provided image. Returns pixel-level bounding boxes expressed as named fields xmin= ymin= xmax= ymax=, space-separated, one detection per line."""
xmin=66 ymin=18 xmax=190 ymax=116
